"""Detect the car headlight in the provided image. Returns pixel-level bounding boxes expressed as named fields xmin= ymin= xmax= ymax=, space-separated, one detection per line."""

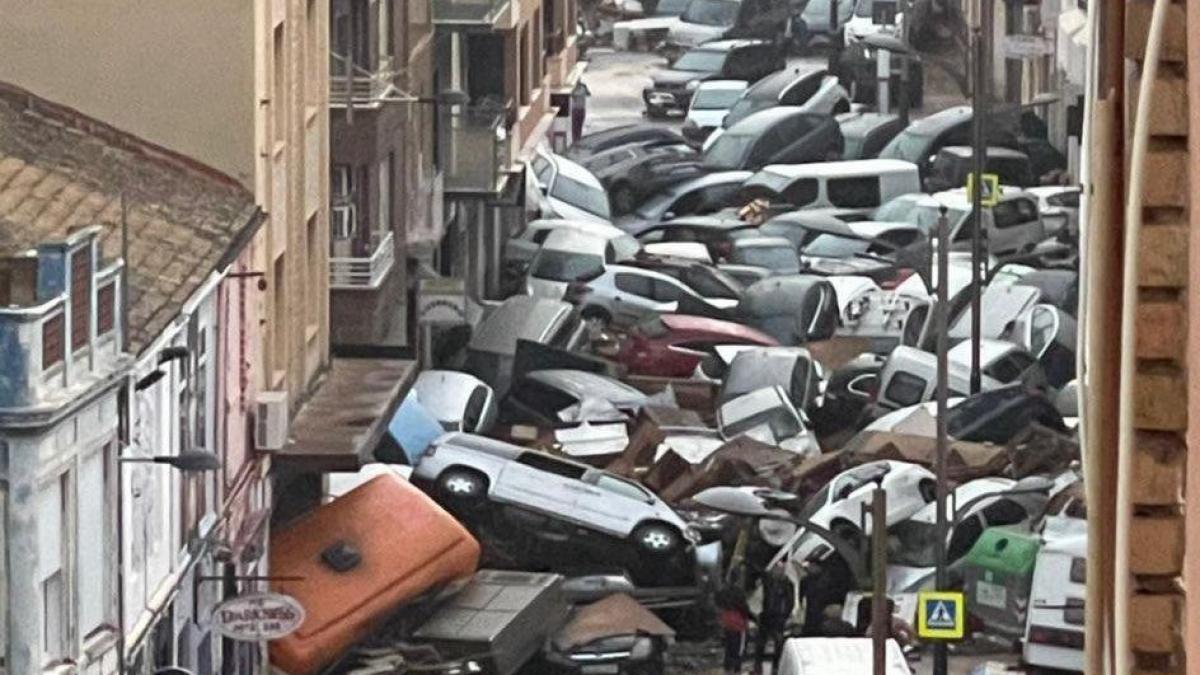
xmin=629 ymin=638 xmax=654 ymax=661
xmin=685 ymin=79 xmax=700 ymax=91
xmin=684 ymin=526 xmax=702 ymax=543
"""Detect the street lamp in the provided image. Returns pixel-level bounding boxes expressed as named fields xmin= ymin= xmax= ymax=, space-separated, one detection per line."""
xmin=119 ymin=449 xmax=222 ymax=472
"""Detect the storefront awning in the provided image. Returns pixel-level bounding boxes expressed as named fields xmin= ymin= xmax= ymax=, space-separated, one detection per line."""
xmin=275 ymin=357 xmax=416 ymax=472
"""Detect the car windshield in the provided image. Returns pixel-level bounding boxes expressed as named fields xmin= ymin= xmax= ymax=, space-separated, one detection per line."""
xmin=724 ymin=406 xmax=801 ymax=439
xmin=552 ymin=174 xmax=612 ymax=218
xmin=704 ymin=133 xmax=756 ymax=169
xmin=655 ymin=0 xmax=694 ymax=14
xmin=673 ymin=48 xmax=727 ymax=72
xmin=681 ymin=0 xmax=740 ymax=25
xmin=879 ymin=129 xmax=934 ymax=163
xmin=636 ymin=191 xmax=677 ymax=219
xmin=692 ymin=86 xmax=745 ymax=110
xmin=736 ymin=246 xmax=797 ymax=271
xmin=803 ymin=234 xmax=871 ymax=258
xmin=684 ymin=267 xmax=743 ymax=298
xmin=531 ymin=250 xmax=605 ymax=282
xmin=724 ymin=97 xmax=774 ymax=128
xmin=803 ymin=0 xmax=854 ymax=22
xmin=842 ymin=133 xmax=866 ymax=160
xmin=887 ymin=520 xmax=940 ymax=567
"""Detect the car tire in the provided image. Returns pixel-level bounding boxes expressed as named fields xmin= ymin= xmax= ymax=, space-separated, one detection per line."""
xmin=611 ymin=184 xmax=638 ymax=215
xmin=438 ymin=468 xmax=488 ymax=501
xmin=581 ymin=305 xmax=612 ymax=325
xmin=632 ymin=522 xmax=682 ymax=555
xmin=833 ymin=99 xmax=850 ymax=114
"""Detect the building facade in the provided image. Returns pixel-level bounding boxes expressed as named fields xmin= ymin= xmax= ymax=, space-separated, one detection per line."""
xmin=0 ymin=228 xmax=131 ymax=675
xmin=328 ymin=0 xmax=440 ymax=348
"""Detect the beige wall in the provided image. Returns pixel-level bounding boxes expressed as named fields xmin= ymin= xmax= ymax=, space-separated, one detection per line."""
xmin=0 ymin=0 xmax=256 ymax=186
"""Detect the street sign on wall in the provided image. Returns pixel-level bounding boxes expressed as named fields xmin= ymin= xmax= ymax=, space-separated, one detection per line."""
xmin=211 ymin=592 xmax=305 ymax=641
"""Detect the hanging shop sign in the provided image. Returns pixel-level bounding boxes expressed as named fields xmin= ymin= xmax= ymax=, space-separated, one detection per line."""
xmin=211 ymin=592 xmax=305 ymax=641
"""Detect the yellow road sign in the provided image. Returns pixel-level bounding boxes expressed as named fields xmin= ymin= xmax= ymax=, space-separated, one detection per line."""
xmin=965 ymin=173 xmax=1001 ymax=207
xmin=917 ymin=591 xmax=965 ymax=640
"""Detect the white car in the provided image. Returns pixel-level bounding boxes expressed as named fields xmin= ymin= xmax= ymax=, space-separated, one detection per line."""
xmin=726 ymin=237 xmax=802 ymax=276
xmin=1026 ymin=185 xmax=1081 ymax=239
xmin=682 ymin=80 xmax=748 ymax=144
xmin=525 ymin=228 xmax=640 ymax=299
xmin=613 ymin=0 xmax=693 ymax=49
xmin=665 ymin=0 xmax=742 ymax=47
xmin=843 ymin=0 xmax=903 ymax=46
xmin=531 ymin=147 xmax=614 ymax=225
xmin=412 ymin=433 xmax=697 ymax=555
xmin=716 ymin=385 xmax=821 ymax=458
xmin=577 ymin=263 xmax=739 ymax=326
xmin=408 ymin=370 xmax=498 ymax=434
xmin=1023 ymin=533 xmax=1086 ymax=672
xmin=506 ymin=219 xmax=630 ymax=268
xmin=873 ymin=188 xmax=1047 ymax=258
xmin=774 ymin=460 xmax=936 ymax=565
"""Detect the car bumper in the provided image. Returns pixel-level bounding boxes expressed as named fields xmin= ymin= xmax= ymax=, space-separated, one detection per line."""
xmin=642 ymin=88 xmax=691 ymax=112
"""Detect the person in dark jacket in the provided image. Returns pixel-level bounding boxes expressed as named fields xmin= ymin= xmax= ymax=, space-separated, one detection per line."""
xmin=755 ymin=562 xmax=796 ymax=673
xmin=716 ymin=584 xmax=754 ymax=674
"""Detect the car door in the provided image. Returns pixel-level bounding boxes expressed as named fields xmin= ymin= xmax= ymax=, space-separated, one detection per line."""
xmin=612 ymin=271 xmax=663 ymax=324
xmin=494 ymin=451 xmax=590 ymax=524
xmin=574 ymin=472 xmax=655 ymax=536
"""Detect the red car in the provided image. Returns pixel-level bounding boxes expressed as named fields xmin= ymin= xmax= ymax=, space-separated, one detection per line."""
xmin=617 ymin=314 xmax=780 ymax=377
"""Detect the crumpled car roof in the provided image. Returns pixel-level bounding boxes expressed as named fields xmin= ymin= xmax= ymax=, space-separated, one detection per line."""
xmin=554 ymin=593 xmax=675 ymax=650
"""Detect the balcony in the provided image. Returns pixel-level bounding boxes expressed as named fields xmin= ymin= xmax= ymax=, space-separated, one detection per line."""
xmin=329 ymin=52 xmax=396 ymax=109
xmin=438 ymin=105 xmax=512 ymax=195
xmin=433 ymin=0 xmax=513 ymax=27
xmin=330 ymin=231 xmax=395 ymax=290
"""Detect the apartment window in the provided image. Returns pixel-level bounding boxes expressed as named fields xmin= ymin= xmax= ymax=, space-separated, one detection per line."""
xmin=378 ymin=155 xmax=393 ymax=238
xmin=409 ymin=0 xmax=430 ymax=30
xmin=273 ymin=24 xmax=287 ymax=144
xmin=533 ymin=10 xmax=543 ymax=81
xmin=70 ymin=247 xmax=91 ymax=350
xmin=42 ymin=314 xmax=65 ymax=370
xmin=332 ymin=2 xmax=371 ymax=69
xmin=306 ymin=214 xmax=320 ymax=328
xmin=306 ymin=0 xmax=320 ymax=106
xmin=377 ymin=0 xmax=393 ymax=65
xmin=519 ymin=27 xmax=531 ymax=105
xmin=78 ymin=446 xmax=109 ymax=636
xmin=272 ymin=258 xmax=287 ymax=374
xmin=39 ymin=473 xmax=69 ymax=660
xmin=97 ymin=282 xmax=116 ymax=336
xmin=194 ymin=325 xmax=209 ymax=450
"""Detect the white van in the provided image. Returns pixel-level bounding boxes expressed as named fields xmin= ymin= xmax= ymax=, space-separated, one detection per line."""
xmin=1022 ymin=534 xmax=1086 ymax=672
xmin=739 ymin=159 xmax=921 ymax=219
xmin=874 ymin=187 xmax=1047 ymax=258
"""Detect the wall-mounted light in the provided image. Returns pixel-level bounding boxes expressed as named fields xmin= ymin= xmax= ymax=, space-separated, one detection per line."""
xmin=119 ymin=449 xmax=222 ymax=472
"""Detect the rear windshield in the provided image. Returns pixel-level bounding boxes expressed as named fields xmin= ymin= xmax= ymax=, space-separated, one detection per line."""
xmin=883 ymin=371 xmax=926 ymax=406
xmin=704 ymin=133 xmax=756 ymax=170
xmin=692 ymin=86 xmax=746 ymax=110
xmin=803 ymin=234 xmax=871 ymax=258
xmin=680 ymin=0 xmax=739 ymax=26
xmin=734 ymin=246 xmax=797 ymax=271
xmin=552 ymin=174 xmax=612 ymax=218
xmin=531 ymin=250 xmax=605 ymax=282
xmin=675 ymin=48 xmax=728 ymax=72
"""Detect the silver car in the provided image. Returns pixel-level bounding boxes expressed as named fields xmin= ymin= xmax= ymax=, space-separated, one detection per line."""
xmin=577 ymin=264 xmax=739 ymax=327
xmin=716 ymin=385 xmax=821 ymax=458
xmin=413 ymin=433 xmax=697 ymax=555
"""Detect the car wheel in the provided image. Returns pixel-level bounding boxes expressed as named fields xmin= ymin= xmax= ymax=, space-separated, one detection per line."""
xmin=632 ymin=522 xmax=681 ymax=555
xmin=611 ymin=184 xmax=638 ymax=215
xmin=833 ymin=99 xmax=850 ymax=114
xmin=581 ymin=305 xmax=612 ymax=325
xmin=438 ymin=468 xmax=487 ymax=501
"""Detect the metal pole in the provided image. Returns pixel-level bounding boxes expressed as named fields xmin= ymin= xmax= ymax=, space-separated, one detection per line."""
xmin=933 ymin=206 xmax=950 ymax=675
xmin=897 ymin=0 xmax=911 ymax=124
xmin=828 ymin=0 xmax=840 ymax=72
xmin=969 ymin=22 xmax=985 ymax=395
xmin=871 ymin=488 xmax=889 ymax=675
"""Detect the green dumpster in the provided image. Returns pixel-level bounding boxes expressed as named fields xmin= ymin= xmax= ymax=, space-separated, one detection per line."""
xmin=959 ymin=527 xmax=1041 ymax=639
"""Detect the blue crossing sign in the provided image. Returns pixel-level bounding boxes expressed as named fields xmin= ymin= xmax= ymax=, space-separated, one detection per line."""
xmin=917 ymin=591 xmax=965 ymax=640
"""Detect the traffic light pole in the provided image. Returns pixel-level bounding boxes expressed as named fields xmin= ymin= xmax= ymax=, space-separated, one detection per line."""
xmin=933 ymin=207 xmax=951 ymax=675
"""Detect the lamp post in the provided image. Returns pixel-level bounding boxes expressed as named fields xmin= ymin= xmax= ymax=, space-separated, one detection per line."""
xmin=933 ymin=205 xmax=950 ymax=675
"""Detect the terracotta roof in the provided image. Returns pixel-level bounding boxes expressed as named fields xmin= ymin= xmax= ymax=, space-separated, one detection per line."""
xmin=0 ymin=88 xmax=258 ymax=354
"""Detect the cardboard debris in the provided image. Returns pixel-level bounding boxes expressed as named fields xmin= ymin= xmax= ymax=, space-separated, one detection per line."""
xmin=1005 ymin=423 xmax=1079 ymax=478
xmin=607 ymin=406 xmax=708 ymax=477
xmin=654 ymin=435 xmax=808 ymax=503
xmin=555 ymin=422 xmax=630 ymax=460
xmin=553 ymin=593 xmax=675 ymax=651
xmin=841 ymin=430 xmax=1010 ymax=482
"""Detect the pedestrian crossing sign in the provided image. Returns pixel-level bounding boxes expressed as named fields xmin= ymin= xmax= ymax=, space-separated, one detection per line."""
xmin=917 ymin=591 xmax=965 ymax=639
xmin=965 ymin=173 xmax=1002 ymax=207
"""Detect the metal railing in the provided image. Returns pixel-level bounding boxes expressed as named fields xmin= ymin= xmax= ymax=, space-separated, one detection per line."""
xmin=330 ymin=231 xmax=395 ymax=289
xmin=438 ymin=103 xmax=512 ymax=194
xmin=329 ymin=52 xmax=396 ymax=107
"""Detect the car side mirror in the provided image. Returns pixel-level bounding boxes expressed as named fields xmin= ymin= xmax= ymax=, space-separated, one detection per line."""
xmin=664 ymin=211 xmax=676 ymax=221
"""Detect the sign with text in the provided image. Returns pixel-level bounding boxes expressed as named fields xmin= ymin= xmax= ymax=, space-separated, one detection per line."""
xmin=212 ymin=592 xmax=305 ymax=641
xmin=917 ymin=590 xmax=965 ymax=640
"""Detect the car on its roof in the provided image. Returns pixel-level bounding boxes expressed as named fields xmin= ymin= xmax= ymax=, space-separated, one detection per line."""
xmin=565 ymin=125 xmax=690 ymax=162
xmin=581 ymin=141 xmax=707 ymax=215
xmin=618 ymin=170 xmax=754 ymax=230
xmin=836 ymin=112 xmax=908 ymax=160
xmin=878 ymin=105 xmax=1018 ymax=179
xmin=708 ymin=65 xmax=851 ymax=142
xmin=617 ymin=313 xmax=779 ymax=377
xmin=643 ymin=39 xmax=784 ymax=117
xmin=702 ymin=108 xmax=843 ymax=171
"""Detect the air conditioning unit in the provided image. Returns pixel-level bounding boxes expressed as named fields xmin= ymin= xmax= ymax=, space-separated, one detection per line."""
xmin=255 ymin=390 xmax=289 ymax=451
xmin=331 ymin=204 xmax=357 ymax=240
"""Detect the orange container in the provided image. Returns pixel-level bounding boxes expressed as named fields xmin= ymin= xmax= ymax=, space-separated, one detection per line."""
xmin=269 ymin=474 xmax=480 ymax=674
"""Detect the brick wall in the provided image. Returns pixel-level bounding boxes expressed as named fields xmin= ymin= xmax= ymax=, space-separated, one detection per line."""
xmin=1125 ymin=1 xmax=1189 ymax=671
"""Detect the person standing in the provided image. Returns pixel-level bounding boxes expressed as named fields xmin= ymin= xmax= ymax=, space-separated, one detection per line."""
xmin=755 ymin=562 xmax=796 ymax=673
xmin=570 ymin=81 xmax=590 ymax=141
xmin=716 ymin=584 xmax=753 ymax=674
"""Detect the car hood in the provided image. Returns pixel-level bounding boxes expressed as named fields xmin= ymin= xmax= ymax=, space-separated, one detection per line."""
xmin=687 ymin=108 xmax=729 ymax=129
xmin=653 ymin=69 xmax=706 ymax=87
xmin=526 ymin=277 xmax=570 ymax=300
xmin=615 ymin=16 xmax=678 ymax=32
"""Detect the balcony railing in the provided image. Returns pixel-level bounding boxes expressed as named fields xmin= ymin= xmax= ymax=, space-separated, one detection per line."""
xmin=433 ymin=0 xmax=512 ymax=26
xmin=438 ymin=104 xmax=512 ymax=195
xmin=330 ymin=231 xmax=395 ymax=290
xmin=329 ymin=52 xmax=396 ymax=108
